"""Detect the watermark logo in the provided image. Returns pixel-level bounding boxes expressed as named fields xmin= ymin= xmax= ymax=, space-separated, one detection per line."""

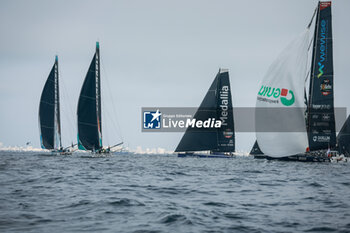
xmin=143 ymin=109 xmax=162 ymax=129
xmin=257 ymin=85 xmax=295 ymax=106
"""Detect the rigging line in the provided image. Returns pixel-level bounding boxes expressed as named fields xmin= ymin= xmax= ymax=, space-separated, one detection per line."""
xmin=101 ymin=98 xmax=122 ymax=145
xmin=304 ymin=70 xmax=310 ymax=84
xmin=307 ymin=4 xmax=318 ymax=29
xmin=308 ymin=35 xmax=314 ymax=51
xmin=58 ymin=66 xmax=76 ymax=144
xmin=307 ymin=5 xmax=321 ymax=135
xmin=100 ymin=58 xmax=124 ymax=142
xmin=98 ymin=66 xmax=120 ymax=146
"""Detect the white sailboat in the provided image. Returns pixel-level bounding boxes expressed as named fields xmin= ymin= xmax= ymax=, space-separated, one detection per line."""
xmin=254 ymin=1 xmax=345 ymax=162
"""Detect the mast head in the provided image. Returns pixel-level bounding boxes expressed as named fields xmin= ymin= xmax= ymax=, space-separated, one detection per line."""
xmin=96 ymin=41 xmax=99 ymax=49
xmin=219 ymin=68 xmax=229 ymax=74
xmin=55 ymin=55 xmax=58 ymax=61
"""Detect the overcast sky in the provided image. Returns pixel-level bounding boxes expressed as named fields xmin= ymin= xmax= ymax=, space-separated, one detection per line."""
xmin=0 ymin=0 xmax=349 ymax=152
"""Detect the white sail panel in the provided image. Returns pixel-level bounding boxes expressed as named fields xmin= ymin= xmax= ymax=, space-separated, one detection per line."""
xmin=255 ymin=30 xmax=309 ymax=157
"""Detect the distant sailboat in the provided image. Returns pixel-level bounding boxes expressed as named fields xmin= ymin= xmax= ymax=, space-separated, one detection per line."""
xmin=337 ymin=115 xmax=350 ymax=157
xmin=175 ymin=69 xmax=235 ymax=158
xmin=255 ymin=1 xmax=338 ymax=162
xmin=77 ymin=42 xmax=122 ymax=154
xmin=249 ymin=140 xmax=264 ymax=158
xmin=39 ymin=56 xmax=72 ymax=155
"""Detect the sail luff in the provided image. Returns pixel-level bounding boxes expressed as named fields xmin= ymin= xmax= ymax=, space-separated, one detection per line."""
xmin=307 ymin=2 xmax=320 ymax=144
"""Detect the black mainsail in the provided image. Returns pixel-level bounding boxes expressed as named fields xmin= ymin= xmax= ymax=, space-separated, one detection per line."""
xmin=337 ymin=116 xmax=350 ymax=156
xmin=39 ymin=56 xmax=61 ymax=150
xmin=77 ymin=42 xmax=102 ymax=151
xmin=175 ymin=69 xmax=235 ymax=153
xmin=307 ymin=1 xmax=336 ymax=151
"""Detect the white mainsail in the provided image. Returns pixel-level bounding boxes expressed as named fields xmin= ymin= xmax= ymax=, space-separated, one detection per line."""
xmin=255 ymin=30 xmax=310 ymax=157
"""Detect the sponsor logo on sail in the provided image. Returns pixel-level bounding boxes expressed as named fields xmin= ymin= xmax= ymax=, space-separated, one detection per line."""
xmin=320 ymin=79 xmax=331 ymax=96
xmin=257 ymin=85 xmax=295 ymax=106
xmin=322 ymin=114 xmax=330 ymax=121
xmin=223 ymin=129 xmax=233 ymax=139
xmin=313 ymin=135 xmax=330 ymax=142
xmin=317 ymin=19 xmax=327 ymax=78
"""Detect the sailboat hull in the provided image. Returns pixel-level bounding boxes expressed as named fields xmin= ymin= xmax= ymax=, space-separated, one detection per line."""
xmin=258 ymin=153 xmax=330 ymax=162
xmin=178 ymin=153 xmax=233 ymax=158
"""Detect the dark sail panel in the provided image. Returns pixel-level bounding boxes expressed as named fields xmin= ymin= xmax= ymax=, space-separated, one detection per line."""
xmin=175 ymin=73 xmax=219 ymax=152
xmin=77 ymin=43 xmax=102 ymax=151
xmin=337 ymin=115 xmax=350 ymax=156
xmin=39 ymin=58 xmax=58 ymax=149
xmin=250 ymin=140 xmax=263 ymax=155
xmin=307 ymin=1 xmax=336 ymax=150
xmin=214 ymin=70 xmax=235 ymax=152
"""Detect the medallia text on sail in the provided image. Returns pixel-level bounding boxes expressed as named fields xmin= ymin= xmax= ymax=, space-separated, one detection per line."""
xmin=39 ymin=56 xmax=62 ymax=150
xmin=77 ymin=42 xmax=103 ymax=151
xmin=175 ymin=69 xmax=235 ymax=153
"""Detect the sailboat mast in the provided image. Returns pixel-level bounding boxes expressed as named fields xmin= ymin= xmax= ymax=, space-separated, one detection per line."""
xmin=55 ymin=55 xmax=62 ymax=149
xmin=96 ymin=42 xmax=102 ymax=148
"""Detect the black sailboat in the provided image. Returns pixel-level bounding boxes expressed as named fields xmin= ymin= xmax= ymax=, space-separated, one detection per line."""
xmin=39 ymin=56 xmax=72 ymax=154
xmin=249 ymin=140 xmax=264 ymax=158
xmin=175 ymin=69 xmax=235 ymax=158
xmin=77 ymin=42 xmax=122 ymax=153
xmin=337 ymin=115 xmax=350 ymax=157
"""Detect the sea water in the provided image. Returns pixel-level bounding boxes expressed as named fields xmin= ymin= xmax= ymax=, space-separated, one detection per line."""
xmin=0 ymin=151 xmax=349 ymax=232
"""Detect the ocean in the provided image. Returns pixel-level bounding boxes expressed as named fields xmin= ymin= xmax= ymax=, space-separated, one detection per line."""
xmin=0 ymin=151 xmax=349 ymax=232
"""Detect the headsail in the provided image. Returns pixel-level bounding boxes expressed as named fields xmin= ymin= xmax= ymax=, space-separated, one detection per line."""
xmin=77 ymin=42 xmax=102 ymax=151
xmin=39 ymin=56 xmax=61 ymax=150
xmin=175 ymin=69 xmax=234 ymax=152
xmin=307 ymin=1 xmax=336 ymax=150
xmin=337 ymin=115 xmax=350 ymax=156
xmin=255 ymin=31 xmax=309 ymax=157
